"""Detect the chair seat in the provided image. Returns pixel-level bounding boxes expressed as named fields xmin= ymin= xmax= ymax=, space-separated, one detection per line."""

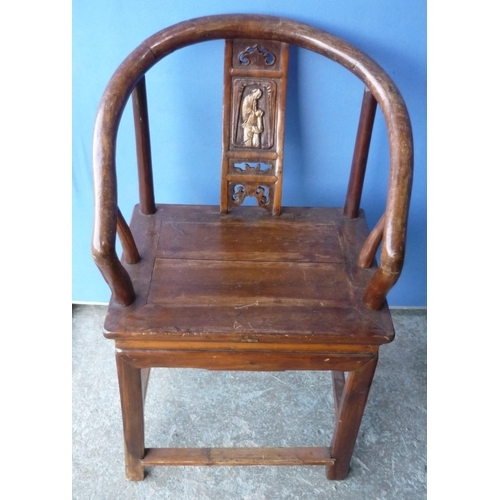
xmin=104 ymin=204 xmax=394 ymax=346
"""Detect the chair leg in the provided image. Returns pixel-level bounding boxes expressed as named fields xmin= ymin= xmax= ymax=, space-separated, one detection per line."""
xmin=116 ymin=354 xmax=146 ymax=480
xmin=326 ymin=355 xmax=378 ymax=480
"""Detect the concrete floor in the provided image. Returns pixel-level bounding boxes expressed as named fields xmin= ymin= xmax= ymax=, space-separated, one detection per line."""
xmin=72 ymin=304 xmax=426 ymax=499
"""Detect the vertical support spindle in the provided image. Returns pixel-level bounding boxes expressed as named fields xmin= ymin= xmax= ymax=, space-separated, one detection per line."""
xmin=132 ymin=76 xmax=156 ymax=215
xmin=116 ymin=207 xmax=140 ymax=264
xmin=344 ymin=88 xmax=377 ymax=218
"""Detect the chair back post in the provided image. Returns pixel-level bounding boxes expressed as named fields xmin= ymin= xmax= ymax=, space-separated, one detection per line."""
xmin=132 ymin=76 xmax=156 ymax=215
xmin=92 ymin=14 xmax=413 ymax=309
xmin=344 ymin=87 xmax=377 ymax=219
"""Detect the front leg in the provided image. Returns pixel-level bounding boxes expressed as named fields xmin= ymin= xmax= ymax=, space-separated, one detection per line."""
xmin=116 ymin=352 xmax=145 ymax=480
xmin=326 ymin=355 xmax=378 ymax=480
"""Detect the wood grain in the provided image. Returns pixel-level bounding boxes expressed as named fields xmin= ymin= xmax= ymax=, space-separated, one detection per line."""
xmin=92 ymin=14 xmax=413 ymax=481
xmin=103 ymin=205 xmax=394 ymax=345
xmin=142 ymin=447 xmax=336 ymax=466
xmin=92 ymin=14 xmax=413 ymax=308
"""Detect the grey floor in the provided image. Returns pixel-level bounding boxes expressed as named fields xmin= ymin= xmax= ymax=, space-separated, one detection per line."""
xmin=73 ymin=305 xmax=426 ymax=499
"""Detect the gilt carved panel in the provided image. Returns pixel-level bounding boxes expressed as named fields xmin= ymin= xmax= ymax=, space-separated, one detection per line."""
xmin=231 ymin=79 xmax=277 ymax=150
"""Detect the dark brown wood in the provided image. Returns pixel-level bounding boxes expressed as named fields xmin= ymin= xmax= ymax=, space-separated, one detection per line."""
xmin=344 ymin=88 xmax=377 ymax=218
xmin=116 ymin=340 xmax=377 ymax=353
xmin=92 ymin=14 xmax=413 ymax=482
xmin=92 ymin=14 xmax=412 ymax=309
xmin=220 ymin=41 xmax=233 ymax=214
xmin=118 ymin=349 xmax=373 ymax=372
xmin=326 ymin=355 xmax=378 ymax=480
xmin=116 ymin=207 xmax=140 ymax=264
xmin=116 ymin=354 xmax=145 ymax=480
xmin=132 ymin=76 xmax=156 ymax=215
xmin=92 ymin=235 xmax=135 ymax=305
xmin=363 ymin=267 xmax=400 ymax=310
xmin=142 ymin=447 xmax=336 ymax=466
xmin=104 ymin=205 xmax=394 ymax=346
xmin=358 ymin=213 xmax=385 ymax=268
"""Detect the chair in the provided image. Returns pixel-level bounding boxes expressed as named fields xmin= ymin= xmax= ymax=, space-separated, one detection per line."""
xmin=92 ymin=14 xmax=413 ymax=481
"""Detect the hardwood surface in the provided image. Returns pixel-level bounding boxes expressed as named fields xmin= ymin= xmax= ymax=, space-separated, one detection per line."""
xmin=92 ymin=14 xmax=413 ymax=482
xmin=142 ymin=447 xmax=336 ymax=466
xmin=92 ymin=14 xmax=413 ymax=311
xmin=221 ymin=38 xmax=289 ymax=214
xmin=104 ymin=205 xmax=394 ymax=346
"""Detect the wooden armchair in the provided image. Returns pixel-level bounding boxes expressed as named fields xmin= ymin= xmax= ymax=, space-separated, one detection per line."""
xmin=92 ymin=14 xmax=412 ymax=481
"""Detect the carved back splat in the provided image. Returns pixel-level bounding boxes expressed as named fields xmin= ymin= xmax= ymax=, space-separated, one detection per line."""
xmin=220 ymin=39 xmax=289 ymax=215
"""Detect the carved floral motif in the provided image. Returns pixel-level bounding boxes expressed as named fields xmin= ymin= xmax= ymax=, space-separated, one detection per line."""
xmin=238 ymin=45 xmax=276 ymax=66
xmin=231 ymin=183 xmax=271 ymax=208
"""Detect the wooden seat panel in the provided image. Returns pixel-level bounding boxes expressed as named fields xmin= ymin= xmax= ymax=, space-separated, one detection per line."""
xmin=104 ymin=205 xmax=394 ymax=345
xmin=150 ymin=259 xmax=350 ymax=305
xmin=157 ymin=220 xmax=343 ymax=263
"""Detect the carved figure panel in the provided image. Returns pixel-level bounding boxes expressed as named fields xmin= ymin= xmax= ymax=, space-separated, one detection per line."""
xmin=232 ymin=79 xmax=276 ymax=149
xmin=241 ymin=88 xmax=264 ymax=147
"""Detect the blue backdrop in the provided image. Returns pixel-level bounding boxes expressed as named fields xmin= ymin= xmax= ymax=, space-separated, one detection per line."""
xmin=73 ymin=0 xmax=426 ymax=306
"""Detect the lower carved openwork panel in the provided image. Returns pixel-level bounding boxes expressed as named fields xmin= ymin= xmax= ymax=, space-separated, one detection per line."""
xmin=228 ymin=181 xmax=274 ymax=212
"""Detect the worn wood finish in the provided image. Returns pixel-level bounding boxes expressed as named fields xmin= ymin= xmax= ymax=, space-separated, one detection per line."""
xmin=221 ymin=39 xmax=289 ymax=215
xmin=116 ymin=354 xmax=145 ymax=480
xmin=92 ymin=14 xmax=413 ymax=309
xmin=344 ymin=88 xmax=377 ymax=219
xmin=116 ymin=207 xmax=140 ymax=264
xmin=117 ymin=349 xmax=374 ymax=372
xmin=327 ymin=355 xmax=378 ymax=479
xmin=143 ymin=447 xmax=336 ymax=466
xmin=104 ymin=205 xmax=394 ymax=346
xmin=116 ymin=340 xmax=378 ymax=353
xmin=132 ymin=76 xmax=155 ymax=215
xmin=358 ymin=213 xmax=385 ymax=269
xmin=92 ymin=14 xmax=413 ymax=482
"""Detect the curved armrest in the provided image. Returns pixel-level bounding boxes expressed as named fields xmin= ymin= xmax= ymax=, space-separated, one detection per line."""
xmin=92 ymin=42 xmax=156 ymax=305
xmin=91 ymin=239 xmax=135 ymax=306
xmin=362 ymin=100 xmax=413 ymax=310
